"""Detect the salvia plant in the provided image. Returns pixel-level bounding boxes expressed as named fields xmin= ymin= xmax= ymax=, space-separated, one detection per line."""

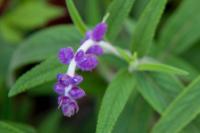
xmin=0 ymin=0 xmax=200 ymax=133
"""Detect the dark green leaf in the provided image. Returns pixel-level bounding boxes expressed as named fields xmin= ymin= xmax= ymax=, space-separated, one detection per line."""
xmin=96 ymin=69 xmax=137 ymax=133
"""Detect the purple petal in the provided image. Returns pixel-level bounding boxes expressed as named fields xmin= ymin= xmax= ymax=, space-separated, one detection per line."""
xmin=80 ymin=31 xmax=92 ymax=44
xmin=57 ymin=74 xmax=71 ymax=86
xmin=69 ymin=86 xmax=85 ymax=99
xmin=58 ymin=47 xmax=74 ymax=64
xmin=75 ymin=50 xmax=85 ymax=62
xmin=70 ymin=75 xmax=83 ymax=85
xmin=76 ymin=54 xmax=98 ymax=71
xmin=58 ymin=96 xmax=70 ymax=105
xmin=54 ymin=83 xmax=65 ymax=95
xmin=86 ymin=45 xmax=103 ymax=56
xmin=92 ymin=22 xmax=107 ymax=41
xmin=61 ymin=100 xmax=79 ymax=117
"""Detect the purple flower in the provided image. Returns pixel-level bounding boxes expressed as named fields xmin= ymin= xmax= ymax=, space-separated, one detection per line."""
xmin=54 ymin=83 xmax=65 ymax=95
xmin=91 ymin=22 xmax=107 ymax=41
xmin=58 ymin=48 xmax=74 ymax=64
xmin=75 ymin=50 xmax=98 ymax=71
xmin=86 ymin=45 xmax=103 ymax=56
xmin=69 ymin=86 xmax=85 ymax=100
xmin=61 ymin=99 xmax=79 ymax=117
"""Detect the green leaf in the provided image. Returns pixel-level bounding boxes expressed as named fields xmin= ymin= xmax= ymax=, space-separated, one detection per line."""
xmin=8 ymin=56 xmax=65 ymax=97
xmin=85 ymin=0 xmax=101 ymax=25
xmin=8 ymin=122 xmax=36 ymax=133
xmin=159 ymin=0 xmax=200 ymax=54
xmin=113 ymin=93 xmax=153 ymax=133
xmin=137 ymin=62 xmax=188 ymax=76
xmin=38 ymin=111 xmax=61 ymax=133
xmin=96 ymin=69 xmax=137 ymax=133
xmin=136 ymin=72 xmax=183 ymax=113
xmin=10 ymin=25 xmax=81 ymax=71
xmin=5 ymin=1 xmax=63 ymax=30
xmin=106 ymin=0 xmax=136 ymax=41
xmin=152 ymin=76 xmax=200 ymax=133
xmin=66 ymin=0 xmax=87 ymax=35
xmin=0 ymin=121 xmax=25 ymax=133
xmin=164 ymin=55 xmax=199 ymax=81
xmin=131 ymin=0 xmax=167 ymax=56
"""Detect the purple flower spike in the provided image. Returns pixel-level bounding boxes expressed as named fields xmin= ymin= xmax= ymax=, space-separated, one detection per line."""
xmin=86 ymin=45 xmax=103 ymax=56
xmin=58 ymin=47 xmax=74 ymax=64
xmin=54 ymin=83 xmax=65 ymax=95
xmin=69 ymin=87 xmax=86 ymax=100
xmin=76 ymin=53 xmax=98 ymax=71
xmin=92 ymin=22 xmax=107 ymax=41
xmin=61 ymin=100 xmax=79 ymax=117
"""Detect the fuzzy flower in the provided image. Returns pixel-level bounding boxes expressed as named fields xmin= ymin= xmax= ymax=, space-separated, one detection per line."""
xmin=55 ymin=22 xmax=107 ymax=117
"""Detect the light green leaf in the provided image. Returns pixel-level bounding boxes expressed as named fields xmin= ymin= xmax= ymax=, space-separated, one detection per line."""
xmin=164 ymin=55 xmax=199 ymax=81
xmin=131 ymin=0 xmax=167 ymax=56
xmin=96 ymin=69 xmax=137 ymax=133
xmin=136 ymin=72 xmax=183 ymax=113
xmin=152 ymin=76 xmax=200 ymax=133
xmin=106 ymin=0 xmax=136 ymax=41
xmin=159 ymin=0 xmax=200 ymax=54
xmin=66 ymin=0 xmax=87 ymax=35
xmin=5 ymin=1 xmax=63 ymax=30
xmin=137 ymin=62 xmax=188 ymax=75
xmin=10 ymin=25 xmax=81 ymax=71
xmin=8 ymin=56 xmax=65 ymax=97
xmin=0 ymin=121 xmax=24 ymax=133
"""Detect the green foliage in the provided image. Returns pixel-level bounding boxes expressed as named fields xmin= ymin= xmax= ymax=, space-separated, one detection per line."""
xmin=131 ymin=0 xmax=167 ymax=56
xmin=0 ymin=1 xmax=63 ymax=43
xmin=136 ymin=72 xmax=183 ymax=113
xmin=8 ymin=56 xmax=65 ymax=97
xmin=137 ymin=62 xmax=188 ymax=75
xmin=96 ymin=69 xmax=137 ymax=133
xmin=159 ymin=0 xmax=200 ymax=54
xmin=0 ymin=121 xmax=35 ymax=133
xmin=10 ymin=25 xmax=81 ymax=71
xmin=106 ymin=0 xmax=136 ymax=41
xmin=66 ymin=0 xmax=87 ymax=35
xmin=153 ymin=76 xmax=200 ymax=133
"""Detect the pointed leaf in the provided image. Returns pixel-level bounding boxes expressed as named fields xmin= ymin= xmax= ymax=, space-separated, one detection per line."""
xmin=9 ymin=56 xmax=65 ymax=97
xmin=152 ymin=76 xmax=200 ymax=133
xmin=96 ymin=69 xmax=137 ymax=133
xmin=106 ymin=0 xmax=136 ymax=40
xmin=159 ymin=0 xmax=200 ymax=54
xmin=131 ymin=0 xmax=167 ymax=56
xmin=66 ymin=0 xmax=87 ymax=35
